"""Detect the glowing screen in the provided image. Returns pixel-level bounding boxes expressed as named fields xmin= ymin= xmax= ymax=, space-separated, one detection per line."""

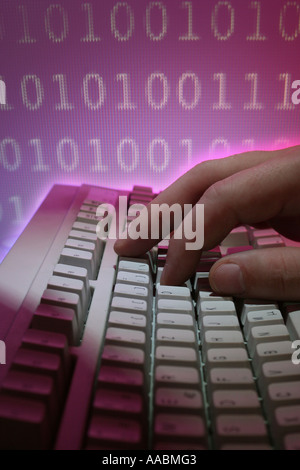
xmin=0 ymin=0 xmax=300 ymax=261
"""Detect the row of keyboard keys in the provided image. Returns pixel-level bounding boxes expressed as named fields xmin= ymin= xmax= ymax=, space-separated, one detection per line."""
xmin=153 ymin=283 xmax=207 ymax=449
xmin=85 ymin=257 xmax=153 ymax=449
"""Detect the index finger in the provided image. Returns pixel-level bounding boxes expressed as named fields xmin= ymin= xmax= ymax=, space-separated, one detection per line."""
xmin=114 ymin=148 xmax=284 ymax=257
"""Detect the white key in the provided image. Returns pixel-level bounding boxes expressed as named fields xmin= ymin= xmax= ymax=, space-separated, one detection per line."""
xmin=155 ymin=365 xmax=200 ymax=385
xmin=108 ymin=311 xmax=147 ymax=330
xmin=59 ymin=248 xmax=94 ymax=279
xmin=53 ymin=264 xmax=90 ymax=294
xmin=252 ymin=228 xmax=279 ymax=239
xmin=255 ymin=236 xmax=284 ymax=249
xmin=156 ymin=313 xmax=194 ymax=328
xmin=201 ymin=315 xmax=240 ymax=331
xmin=155 ymin=388 xmax=203 ymax=410
xmin=286 ymin=311 xmax=300 ymax=341
xmin=252 ymin=341 xmax=293 ymax=376
xmin=80 ymin=204 xmax=98 ymax=214
xmin=157 ymin=299 xmax=193 ymax=314
xmin=244 ymin=309 xmax=283 ymax=340
xmin=105 ymin=327 xmax=146 ymax=346
xmin=202 ymin=330 xmax=244 ymax=361
xmin=240 ymin=300 xmax=279 ymax=325
xmin=41 ymin=289 xmax=83 ymax=328
xmin=65 ymin=239 xmax=96 ymax=272
xmin=76 ymin=211 xmax=100 ymax=224
xmin=220 ymin=226 xmax=249 ymax=247
xmin=199 ymin=301 xmax=236 ymax=318
xmin=47 ymin=276 xmax=87 ymax=314
xmin=114 ymin=283 xmax=148 ymax=298
xmin=68 ymin=229 xmax=103 ymax=260
xmin=212 ymin=390 xmax=261 ymax=414
xmin=111 ymin=297 xmax=148 ymax=313
xmin=118 ymin=260 xmax=149 ymax=273
xmin=259 ymin=360 xmax=300 ymax=393
xmin=208 ymin=368 xmax=255 ymax=391
xmin=155 ymin=414 xmax=206 ymax=439
xmin=266 ymin=381 xmax=300 ymax=411
xmin=83 ymin=199 xmax=101 ymax=207
xmin=117 ymin=271 xmax=150 ymax=285
xmin=284 ymin=433 xmax=300 ymax=450
xmin=274 ymin=406 xmax=300 ymax=438
xmin=248 ymin=325 xmax=290 ymax=357
xmin=206 ymin=348 xmax=250 ymax=369
xmin=215 ymin=414 xmax=268 ymax=444
xmin=73 ymin=221 xmax=97 ymax=233
xmin=102 ymin=345 xmax=144 ymax=367
xmin=156 ymin=328 xmax=196 ymax=345
xmin=156 ymin=285 xmax=191 ymax=301
xmin=155 ymin=346 xmax=197 ymax=363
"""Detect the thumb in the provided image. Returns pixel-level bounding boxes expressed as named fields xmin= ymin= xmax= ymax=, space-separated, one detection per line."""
xmin=209 ymin=247 xmax=300 ymax=301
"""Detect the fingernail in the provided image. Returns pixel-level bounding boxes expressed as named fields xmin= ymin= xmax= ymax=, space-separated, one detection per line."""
xmin=210 ymin=263 xmax=245 ymax=295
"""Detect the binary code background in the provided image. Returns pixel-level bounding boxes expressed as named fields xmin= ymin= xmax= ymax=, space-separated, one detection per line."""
xmin=0 ymin=0 xmax=300 ymax=262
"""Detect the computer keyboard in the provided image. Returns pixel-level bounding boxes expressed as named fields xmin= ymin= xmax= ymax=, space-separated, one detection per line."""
xmin=0 ymin=183 xmax=299 ymax=450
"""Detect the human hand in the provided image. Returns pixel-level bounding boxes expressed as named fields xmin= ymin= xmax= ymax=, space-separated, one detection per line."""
xmin=114 ymin=145 xmax=300 ymax=300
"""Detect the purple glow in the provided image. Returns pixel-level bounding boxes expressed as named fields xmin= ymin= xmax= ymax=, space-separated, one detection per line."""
xmin=1 ymin=0 xmax=300 ymax=261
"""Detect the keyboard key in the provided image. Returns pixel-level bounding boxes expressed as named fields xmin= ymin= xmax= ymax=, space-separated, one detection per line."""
xmin=41 ymin=289 xmax=84 ymax=330
xmin=206 ymin=348 xmax=250 ymax=370
xmin=272 ymin=406 xmax=300 ymax=446
xmin=252 ymin=341 xmax=293 ymax=376
xmin=157 ymin=299 xmax=193 ymax=314
xmin=286 ymin=311 xmax=300 ymax=340
xmin=105 ymin=327 xmax=146 ymax=347
xmin=53 ymin=264 xmax=90 ymax=296
xmin=114 ymin=283 xmax=149 ymax=298
xmin=255 ymin=236 xmax=284 ymax=249
xmin=156 ymin=312 xmax=194 ymax=328
xmin=98 ymin=366 xmax=144 ymax=389
xmin=117 ymin=271 xmax=150 ymax=285
xmin=243 ymin=308 xmax=283 ymax=340
xmin=156 ymin=285 xmax=191 ymax=301
xmin=47 ymin=275 xmax=88 ymax=313
xmin=284 ymin=433 xmax=300 ymax=450
xmin=154 ymin=414 xmax=206 ymax=440
xmin=155 ymin=346 xmax=197 ymax=363
xmin=111 ymin=297 xmax=148 ymax=314
xmin=211 ymin=390 xmax=261 ymax=414
xmin=32 ymin=304 xmax=80 ymax=346
xmin=101 ymin=345 xmax=145 ymax=368
xmin=266 ymin=381 xmax=300 ymax=412
xmin=199 ymin=300 xmax=236 ymax=318
xmin=247 ymin=325 xmax=290 ymax=357
xmin=215 ymin=414 xmax=268 ymax=446
xmin=0 ymin=395 xmax=50 ymax=449
xmin=156 ymin=328 xmax=196 ymax=345
xmin=59 ymin=247 xmax=95 ymax=279
xmin=240 ymin=300 xmax=279 ymax=325
xmin=202 ymin=330 xmax=245 ymax=361
xmin=108 ymin=311 xmax=147 ymax=330
xmin=155 ymin=365 xmax=200 ymax=385
xmin=258 ymin=360 xmax=300 ymax=394
xmin=21 ymin=329 xmax=70 ymax=371
xmin=87 ymin=415 xmax=142 ymax=448
xmin=12 ymin=348 xmax=65 ymax=398
xmin=93 ymin=389 xmax=143 ymax=415
xmin=155 ymin=387 xmax=203 ymax=411
xmin=118 ymin=260 xmax=149 ymax=273
xmin=207 ymin=368 xmax=255 ymax=391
